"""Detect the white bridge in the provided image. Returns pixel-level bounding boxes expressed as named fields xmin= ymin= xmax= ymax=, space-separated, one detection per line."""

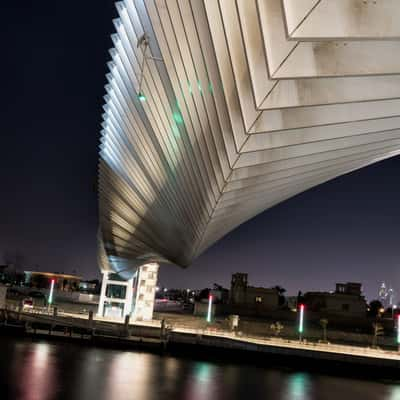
xmin=98 ymin=0 xmax=400 ymax=320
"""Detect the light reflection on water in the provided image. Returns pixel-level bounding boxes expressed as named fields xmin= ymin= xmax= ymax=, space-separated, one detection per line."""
xmin=1 ymin=337 xmax=400 ymax=400
xmin=389 ymin=387 xmax=400 ymax=400
xmin=284 ymin=373 xmax=311 ymax=400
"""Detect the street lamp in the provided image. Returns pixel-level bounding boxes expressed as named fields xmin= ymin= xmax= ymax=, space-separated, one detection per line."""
xmin=298 ymin=304 xmax=305 ymax=342
xmin=136 ymin=33 xmax=163 ymax=104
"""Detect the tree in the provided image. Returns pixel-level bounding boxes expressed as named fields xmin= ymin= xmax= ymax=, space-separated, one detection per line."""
xmin=270 ymin=321 xmax=284 ymax=337
xmin=274 ymin=286 xmax=286 ymax=306
xmin=319 ymin=318 xmax=329 ymax=343
xmin=372 ymin=322 xmax=384 ymax=348
xmin=368 ymin=300 xmax=383 ymax=317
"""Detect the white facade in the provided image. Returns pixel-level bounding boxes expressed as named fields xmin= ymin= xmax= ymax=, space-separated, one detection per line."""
xmin=97 ymin=263 xmax=159 ymax=321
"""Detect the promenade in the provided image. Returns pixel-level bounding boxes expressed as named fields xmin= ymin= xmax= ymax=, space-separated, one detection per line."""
xmin=1 ymin=305 xmax=400 ymax=373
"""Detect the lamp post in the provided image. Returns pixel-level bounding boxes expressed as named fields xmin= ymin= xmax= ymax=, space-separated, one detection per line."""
xmin=48 ymin=279 xmax=55 ymax=310
xmin=298 ymin=304 xmax=305 ymax=342
xmin=207 ymin=294 xmax=213 ymax=323
xmin=397 ymin=314 xmax=400 ymax=352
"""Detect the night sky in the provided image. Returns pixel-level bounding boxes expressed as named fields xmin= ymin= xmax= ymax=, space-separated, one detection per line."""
xmin=1 ymin=1 xmax=399 ymax=301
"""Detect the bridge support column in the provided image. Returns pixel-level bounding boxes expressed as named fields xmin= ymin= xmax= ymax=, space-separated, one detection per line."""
xmin=97 ymin=271 xmax=109 ymax=317
xmin=132 ymin=263 xmax=159 ymax=321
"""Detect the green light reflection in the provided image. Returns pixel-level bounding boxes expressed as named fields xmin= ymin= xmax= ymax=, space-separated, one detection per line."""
xmin=173 ymin=112 xmax=183 ymax=125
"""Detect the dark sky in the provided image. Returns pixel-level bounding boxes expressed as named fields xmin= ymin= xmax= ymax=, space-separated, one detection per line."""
xmin=1 ymin=1 xmax=399 ymax=301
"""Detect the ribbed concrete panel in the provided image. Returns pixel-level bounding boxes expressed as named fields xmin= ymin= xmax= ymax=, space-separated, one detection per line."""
xmin=98 ymin=0 xmax=400 ymax=276
xmin=283 ymin=0 xmax=400 ymax=40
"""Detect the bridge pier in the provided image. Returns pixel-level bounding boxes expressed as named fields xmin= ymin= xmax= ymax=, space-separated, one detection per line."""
xmin=132 ymin=263 xmax=159 ymax=321
xmin=97 ymin=263 xmax=159 ymax=321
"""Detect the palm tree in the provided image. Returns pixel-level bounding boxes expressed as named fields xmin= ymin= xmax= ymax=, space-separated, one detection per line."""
xmin=270 ymin=321 xmax=284 ymax=337
xmin=319 ymin=318 xmax=329 ymax=343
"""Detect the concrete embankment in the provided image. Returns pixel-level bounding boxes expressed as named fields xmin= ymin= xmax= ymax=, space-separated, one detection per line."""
xmin=1 ymin=308 xmax=400 ymax=378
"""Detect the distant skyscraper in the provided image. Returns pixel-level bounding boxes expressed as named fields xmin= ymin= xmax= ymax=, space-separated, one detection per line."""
xmin=388 ymin=287 xmax=395 ymax=307
xmin=379 ymin=282 xmax=388 ymax=306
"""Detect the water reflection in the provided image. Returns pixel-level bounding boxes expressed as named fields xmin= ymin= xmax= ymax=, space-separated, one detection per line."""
xmin=283 ymin=373 xmax=311 ymax=400
xmin=185 ymin=362 xmax=218 ymax=400
xmin=17 ymin=343 xmax=56 ymax=400
xmin=2 ymin=337 xmax=400 ymax=400
xmin=389 ymin=386 xmax=400 ymax=400
xmin=104 ymin=352 xmax=152 ymax=400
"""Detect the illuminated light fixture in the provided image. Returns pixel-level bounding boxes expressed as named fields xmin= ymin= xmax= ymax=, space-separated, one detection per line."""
xmin=48 ymin=279 xmax=55 ymax=306
xmin=172 ymin=124 xmax=180 ymax=138
xmin=298 ymin=304 xmax=305 ymax=341
xmin=397 ymin=314 xmax=400 ymax=348
xmin=136 ymin=33 xmax=163 ymax=105
xmin=173 ymin=112 xmax=184 ymax=125
xmin=206 ymin=294 xmax=213 ymax=323
xmin=197 ymin=80 xmax=202 ymax=94
xmin=137 ymin=92 xmax=146 ymax=102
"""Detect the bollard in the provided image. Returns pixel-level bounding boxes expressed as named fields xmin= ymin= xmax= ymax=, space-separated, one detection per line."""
xmin=88 ymin=310 xmax=94 ymax=337
xmin=88 ymin=310 xmax=93 ymax=325
xmin=53 ymin=307 xmax=58 ymax=318
xmin=161 ymin=319 xmax=166 ymax=339
xmin=124 ymin=314 xmax=130 ymax=336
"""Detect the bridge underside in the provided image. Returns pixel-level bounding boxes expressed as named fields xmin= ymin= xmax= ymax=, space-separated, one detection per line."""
xmin=99 ymin=0 xmax=400 ymax=277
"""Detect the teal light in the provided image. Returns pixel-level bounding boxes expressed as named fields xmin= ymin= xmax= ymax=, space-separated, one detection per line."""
xmin=172 ymin=124 xmax=180 ymax=138
xmin=137 ymin=92 xmax=146 ymax=102
xmin=206 ymin=294 xmax=213 ymax=323
xmin=397 ymin=314 xmax=400 ymax=344
xmin=173 ymin=112 xmax=183 ymax=125
xmin=197 ymin=80 xmax=202 ymax=94
xmin=298 ymin=304 xmax=304 ymax=336
xmin=48 ymin=279 xmax=55 ymax=305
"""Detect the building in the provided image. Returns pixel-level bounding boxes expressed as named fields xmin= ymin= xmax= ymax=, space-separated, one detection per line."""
xmin=230 ymin=273 xmax=279 ymax=312
xmin=303 ymin=282 xmax=367 ymax=318
xmin=24 ymin=271 xmax=81 ymax=292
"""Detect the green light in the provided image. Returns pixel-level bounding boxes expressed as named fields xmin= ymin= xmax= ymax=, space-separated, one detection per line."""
xmin=137 ymin=92 xmax=146 ymax=102
xmin=207 ymin=295 xmax=213 ymax=323
xmin=172 ymin=124 xmax=180 ymax=138
xmin=208 ymin=82 xmax=213 ymax=94
xmin=298 ymin=304 xmax=304 ymax=334
xmin=197 ymin=80 xmax=202 ymax=94
xmin=48 ymin=279 xmax=55 ymax=305
xmin=397 ymin=314 xmax=400 ymax=344
xmin=173 ymin=112 xmax=183 ymax=125
xmin=188 ymin=81 xmax=193 ymax=95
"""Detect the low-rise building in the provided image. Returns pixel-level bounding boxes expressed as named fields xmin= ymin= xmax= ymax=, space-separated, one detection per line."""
xmin=303 ymin=282 xmax=367 ymax=318
xmin=230 ymin=273 xmax=280 ymax=312
xmin=24 ymin=271 xmax=82 ymax=292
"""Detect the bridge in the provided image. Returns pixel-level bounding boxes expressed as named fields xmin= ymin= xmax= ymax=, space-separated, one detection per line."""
xmin=97 ymin=0 xmax=400 ymax=320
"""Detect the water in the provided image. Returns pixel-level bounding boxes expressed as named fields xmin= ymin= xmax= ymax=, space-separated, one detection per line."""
xmin=1 ymin=336 xmax=399 ymax=400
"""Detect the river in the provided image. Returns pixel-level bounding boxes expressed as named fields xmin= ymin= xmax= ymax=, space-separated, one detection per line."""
xmin=0 ymin=336 xmax=399 ymax=400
